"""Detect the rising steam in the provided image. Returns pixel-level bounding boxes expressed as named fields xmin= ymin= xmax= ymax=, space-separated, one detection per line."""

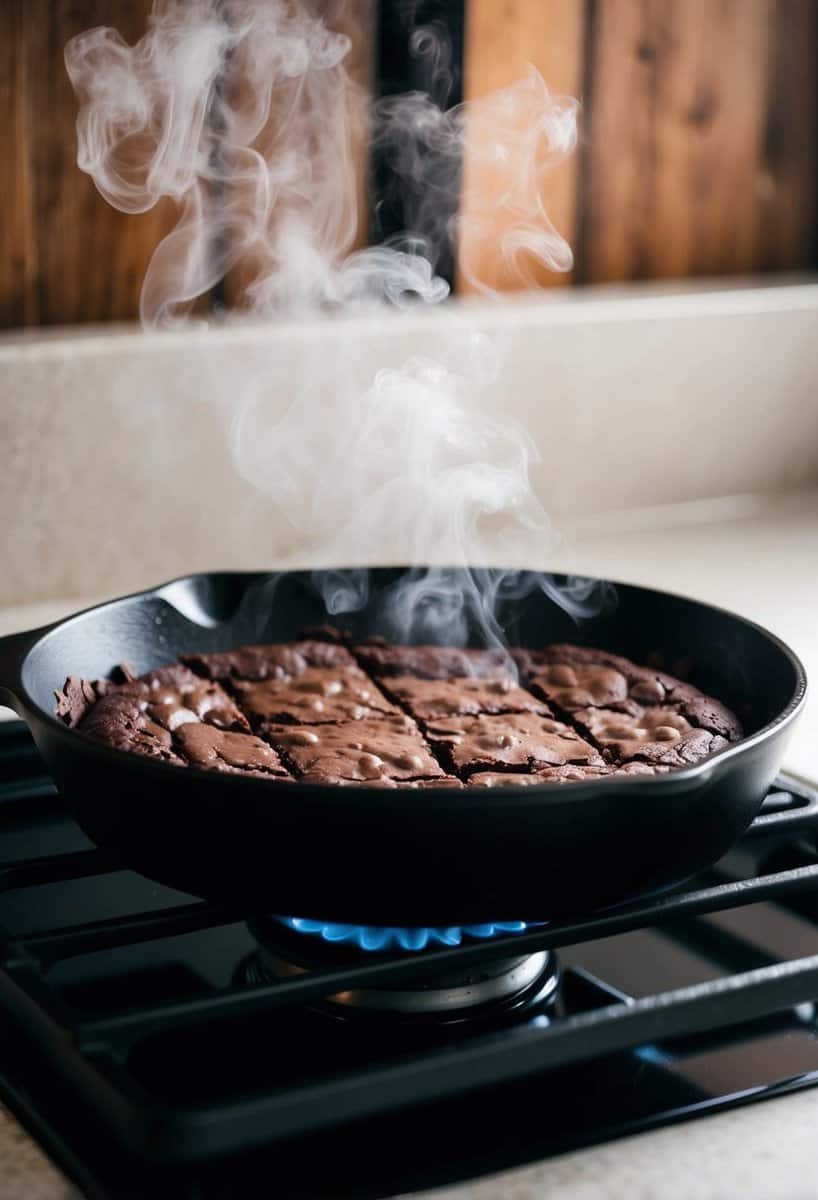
xmin=66 ymin=0 xmax=607 ymax=652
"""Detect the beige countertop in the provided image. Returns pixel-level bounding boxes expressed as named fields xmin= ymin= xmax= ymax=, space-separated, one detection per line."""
xmin=423 ymin=1089 xmax=818 ymax=1200
xmin=0 ymin=490 xmax=816 ymax=1198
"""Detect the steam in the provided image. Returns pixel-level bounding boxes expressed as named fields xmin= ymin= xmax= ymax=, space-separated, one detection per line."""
xmin=65 ymin=0 xmax=609 ymax=652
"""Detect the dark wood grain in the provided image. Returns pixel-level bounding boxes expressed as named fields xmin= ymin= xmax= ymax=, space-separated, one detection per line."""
xmin=1 ymin=0 xmax=176 ymax=328
xmin=222 ymin=0 xmax=375 ymax=310
xmin=756 ymin=0 xmax=818 ymax=271
xmin=576 ymin=0 xmax=817 ymax=284
xmin=0 ymin=0 xmax=38 ymax=327
xmin=1 ymin=0 xmax=817 ymax=326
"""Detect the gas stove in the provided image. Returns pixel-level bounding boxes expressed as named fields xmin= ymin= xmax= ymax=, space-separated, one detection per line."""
xmin=2 ymin=718 xmax=818 ymax=1199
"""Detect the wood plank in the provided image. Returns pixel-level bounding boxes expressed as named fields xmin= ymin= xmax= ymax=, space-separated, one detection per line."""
xmin=338 ymin=0 xmax=376 ymax=256
xmin=0 ymin=1 xmax=39 ymax=327
xmin=578 ymin=0 xmax=780 ymax=283
xmin=4 ymin=1 xmax=177 ymax=329
xmin=3 ymin=0 xmax=816 ymax=327
xmin=223 ymin=0 xmax=375 ymax=310
xmin=29 ymin=0 xmax=179 ymax=326
xmin=755 ymin=0 xmax=818 ymax=271
xmin=457 ymin=0 xmax=585 ymax=293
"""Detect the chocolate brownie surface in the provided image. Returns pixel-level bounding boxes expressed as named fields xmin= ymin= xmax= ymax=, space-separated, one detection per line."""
xmin=176 ymin=724 xmax=290 ymax=778
xmin=182 ymin=640 xmax=355 ymax=682
xmin=470 ymin=761 xmax=669 ymax=787
xmin=300 ymin=774 xmax=464 ymax=789
xmin=576 ymin=704 xmax=730 ymax=768
xmin=133 ymin=665 xmax=249 ymax=732
xmin=269 ymin=714 xmax=446 ymax=783
xmin=516 ymin=645 xmax=673 ymax=712
xmin=78 ymin=691 xmax=185 ymax=766
xmin=233 ymin=666 xmax=397 ymax=726
xmin=425 ymin=711 xmax=605 ymax=775
xmin=382 ymin=675 xmax=549 ymax=721
xmin=355 ymin=643 xmax=511 ymax=681
xmin=56 ymin=634 xmax=741 ymax=785
xmin=517 ymin=644 xmax=743 ymax=739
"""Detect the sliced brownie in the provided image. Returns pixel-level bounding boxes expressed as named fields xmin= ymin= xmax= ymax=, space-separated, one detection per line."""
xmin=232 ymin=666 xmax=397 ymax=727
xmin=575 ymin=704 xmax=730 ymax=767
xmin=78 ymin=692 xmax=185 ymax=766
xmin=300 ymin=774 xmax=464 ymax=789
xmin=182 ymin=640 xmax=356 ymax=682
xmin=469 ymin=761 xmax=669 ymax=787
xmin=425 ymin=711 xmax=604 ymax=776
xmin=382 ymin=674 xmax=548 ymax=721
xmin=517 ymin=643 xmax=742 ymax=738
xmin=136 ymin=665 xmax=249 ymax=732
xmin=268 ymin=714 xmax=446 ymax=783
xmin=176 ymin=725 xmax=291 ymax=778
xmin=355 ymin=642 xmax=511 ymax=681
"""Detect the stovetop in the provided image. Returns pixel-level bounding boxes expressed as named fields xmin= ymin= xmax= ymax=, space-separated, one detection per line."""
xmin=2 ymin=719 xmax=818 ymax=1199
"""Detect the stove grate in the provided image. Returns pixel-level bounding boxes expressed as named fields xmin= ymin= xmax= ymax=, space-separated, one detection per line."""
xmin=1 ymin=717 xmax=818 ymax=1181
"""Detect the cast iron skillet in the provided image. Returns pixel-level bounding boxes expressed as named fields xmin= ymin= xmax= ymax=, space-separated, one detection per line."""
xmin=0 ymin=569 xmax=806 ymax=925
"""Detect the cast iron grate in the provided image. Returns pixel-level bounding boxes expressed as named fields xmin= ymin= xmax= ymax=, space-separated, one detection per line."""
xmin=1 ymin=717 xmax=818 ymax=1195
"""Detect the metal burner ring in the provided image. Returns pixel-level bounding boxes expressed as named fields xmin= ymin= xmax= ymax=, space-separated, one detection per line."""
xmin=262 ymin=949 xmax=555 ymax=1015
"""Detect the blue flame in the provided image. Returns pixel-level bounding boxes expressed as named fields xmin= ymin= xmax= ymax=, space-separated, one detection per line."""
xmin=277 ymin=916 xmax=533 ymax=952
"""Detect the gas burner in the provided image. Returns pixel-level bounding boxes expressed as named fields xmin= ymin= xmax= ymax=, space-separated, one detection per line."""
xmin=242 ymin=915 xmax=560 ymax=1022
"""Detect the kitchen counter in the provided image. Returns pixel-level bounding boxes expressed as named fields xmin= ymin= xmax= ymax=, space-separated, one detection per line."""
xmin=425 ymin=1088 xmax=818 ymax=1200
xmin=0 ymin=490 xmax=817 ymax=1199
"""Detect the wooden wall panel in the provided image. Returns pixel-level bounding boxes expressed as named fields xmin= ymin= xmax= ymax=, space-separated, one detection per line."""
xmin=578 ymin=0 xmax=783 ymax=282
xmin=0 ymin=0 xmax=175 ymax=329
xmin=458 ymin=0 xmax=585 ymax=293
xmin=755 ymin=0 xmax=818 ymax=271
xmin=222 ymin=0 xmax=375 ymax=310
xmin=0 ymin=1 xmax=38 ymax=328
xmin=1 ymin=0 xmax=817 ymax=327
xmin=339 ymin=0 xmax=377 ymax=259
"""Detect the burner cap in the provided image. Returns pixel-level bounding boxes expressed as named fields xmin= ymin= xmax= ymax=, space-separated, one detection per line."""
xmin=246 ymin=916 xmax=559 ymax=1021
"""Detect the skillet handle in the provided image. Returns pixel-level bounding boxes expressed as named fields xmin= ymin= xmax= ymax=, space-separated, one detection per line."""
xmin=0 ymin=626 xmax=47 ymax=713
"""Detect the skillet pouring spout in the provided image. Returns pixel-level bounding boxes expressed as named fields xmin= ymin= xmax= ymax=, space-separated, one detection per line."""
xmin=1 ymin=568 xmax=807 ymax=925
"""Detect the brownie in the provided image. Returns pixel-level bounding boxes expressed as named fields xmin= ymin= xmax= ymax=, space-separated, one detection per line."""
xmin=575 ymin=704 xmax=729 ymax=767
xmin=232 ymin=666 xmax=396 ymax=726
xmin=79 ymin=692 xmax=186 ymax=766
xmin=269 ymin=715 xmax=446 ymax=783
xmin=425 ymin=711 xmax=604 ymax=776
xmin=404 ymin=776 xmax=464 ymax=788
xmin=382 ymin=675 xmax=548 ymax=721
xmin=675 ymin=694 xmax=743 ymax=741
xmin=182 ymin=640 xmax=356 ymax=682
xmin=515 ymin=644 xmax=671 ymax=712
xmin=470 ymin=762 xmax=669 ymax=787
xmin=300 ymin=775 xmax=464 ymax=789
xmin=55 ymin=675 xmax=106 ymax=728
xmin=142 ymin=665 xmax=249 ymax=731
xmin=611 ymin=761 xmax=672 ymax=777
xmin=92 ymin=665 xmax=248 ymax=733
xmin=59 ymin=663 xmax=249 ymax=771
xmin=355 ymin=642 xmax=511 ymax=681
xmin=525 ymin=660 xmax=630 ymax=711
xmin=517 ymin=643 xmax=742 ymax=737
xmin=469 ymin=764 xmax=614 ymax=787
xmin=58 ymin=635 xmax=741 ymax=784
xmin=176 ymin=725 xmax=291 ymax=778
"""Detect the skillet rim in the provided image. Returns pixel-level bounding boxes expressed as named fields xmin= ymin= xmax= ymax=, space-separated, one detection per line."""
xmin=7 ymin=567 xmax=809 ymax=803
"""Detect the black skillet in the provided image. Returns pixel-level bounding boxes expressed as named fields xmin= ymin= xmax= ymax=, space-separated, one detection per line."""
xmin=0 ymin=569 xmax=806 ymax=925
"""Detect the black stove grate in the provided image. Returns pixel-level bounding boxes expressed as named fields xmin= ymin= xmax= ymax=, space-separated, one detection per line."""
xmin=2 ymin=717 xmax=818 ymax=1198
